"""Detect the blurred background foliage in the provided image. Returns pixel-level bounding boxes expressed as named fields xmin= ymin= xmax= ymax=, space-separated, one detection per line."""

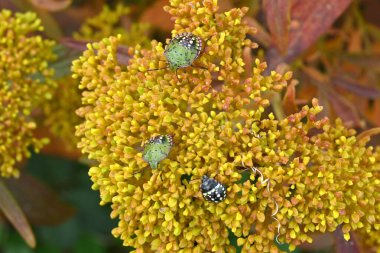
xmin=0 ymin=0 xmax=379 ymax=252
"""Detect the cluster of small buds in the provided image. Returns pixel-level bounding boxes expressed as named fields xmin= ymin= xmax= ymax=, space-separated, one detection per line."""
xmin=44 ymin=3 xmax=152 ymax=148
xmin=73 ymin=0 xmax=380 ymax=252
xmin=73 ymin=3 xmax=150 ymax=47
xmin=0 ymin=9 xmax=56 ymax=177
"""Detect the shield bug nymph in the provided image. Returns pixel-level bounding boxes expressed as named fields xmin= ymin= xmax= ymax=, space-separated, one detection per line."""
xmin=142 ymin=135 xmax=173 ymax=169
xmin=147 ymin=32 xmax=207 ymax=80
xmin=200 ymin=175 xmax=227 ymax=203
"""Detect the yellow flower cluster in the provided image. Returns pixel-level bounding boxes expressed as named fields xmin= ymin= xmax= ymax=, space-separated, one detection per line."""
xmin=0 ymin=10 xmax=56 ymax=177
xmin=73 ymin=3 xmax=150 ymax=47
xmin=45 ymin=3 xmax=151 ymax=148
xmin=72 ymin=0 xmax=380 ymax=252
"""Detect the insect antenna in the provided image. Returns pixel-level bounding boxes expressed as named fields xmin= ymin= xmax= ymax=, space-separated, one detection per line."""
xmin=191 ymin=65 xmax=208 ymax=70
xmin=146 ymin=66 xmax=170 ymax=72
xmin=175 ymin=69 xmax=180 ymax=81
xmin=200 ymin=37 xmax=211 ymax=55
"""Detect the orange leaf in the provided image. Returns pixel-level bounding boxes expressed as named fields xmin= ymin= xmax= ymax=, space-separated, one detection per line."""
xmin=0 ymin=180 xmax=36 ymax=248
xmin=363 ymin=99 xmax=380 ymax=127
xmin=282 ymin=80 xmax=298 ymax=115
xmin=347 ymin=30 xmax=363 ymax=53
xmin=327 ymin=90 xmax=363 ymax=128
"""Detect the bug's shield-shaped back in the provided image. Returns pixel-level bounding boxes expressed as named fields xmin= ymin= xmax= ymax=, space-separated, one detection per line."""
xmin=200 ymin=175 xmax=227 ymax=203
xmin=142 ymin=135 xmax=173 ymax=169
xmin=164 ymin=32 xmax=202 ymax=71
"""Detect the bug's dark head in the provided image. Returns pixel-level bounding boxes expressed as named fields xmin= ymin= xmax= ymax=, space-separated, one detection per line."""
xmin=200 ymin=175 xmax=227 ymax=203
xmin=200 ymin=175 xmax=217 ymax=192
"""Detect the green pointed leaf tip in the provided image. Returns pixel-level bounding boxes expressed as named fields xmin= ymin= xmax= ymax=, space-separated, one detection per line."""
xmin=142 ymin=135 xmax=173 ymax=169
xmin=164 ymin=32 xmax=202 ymax=70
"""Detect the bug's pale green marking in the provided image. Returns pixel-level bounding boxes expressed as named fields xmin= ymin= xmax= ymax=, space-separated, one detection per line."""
xmin=142 ymin=135 xmax=173 ymax=169
xmin=164 ymin=32 xmax=202 ymax=71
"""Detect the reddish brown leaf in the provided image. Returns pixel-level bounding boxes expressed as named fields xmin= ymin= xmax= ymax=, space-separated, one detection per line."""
xmin=0 ymin=0 xmax=18 ymax=10
xmin=28 ymin=0 xmax=72 ymax=12
xmin=288 ymin=0 xmax=352 ymax=61
xmin=140 ymin=0 xmax=172 ymax=32
xmin=263 ymin=0 xmax=290 ymax=54
xmin=11 ymin=0 xmax=63 ymax=39
xmin=298 ymin=233 xmax=335 ymax=251
xmin=60 ymin=37 xmax=91 ymax=52
xmin=332 ymin=76 xmax=380 ymax=99
xmin=316 ymin=89 xmax=331 ymax=120
xmin=334 ymin=227 xmax=362 ymax=253
xmin=363 ymin=99 xmax=380 ymax=127
xmin=282 ymin=80 xmax=298 ymax=115
xmin=343 ymin=55 xmax=380 ymax=69
xmin=302 ymin=66 xmax=329 ymax=83
xmin=347 ymin=30 xmax=363 ymax=53
xmin=0 ymin=180 xmax=36 ymax=248
xmin=218 ymin=0 xmax=234 ymax=12
xmin=356 ymin=127 xmax=380 ymax=144
xmin=244 ymin=17 xmax=272 ymax=47
xmin=243 ymin=46 xmax=253 ymax=77
xmin=61 ymin=38 xmax=131 ymax=65
xmin=4 ymin=173 xmax=75 ymax=226
xmin=327 ymin=90 xmax=363 ymax=128
xmin=34 ymin=127 xmax=81 ymax=161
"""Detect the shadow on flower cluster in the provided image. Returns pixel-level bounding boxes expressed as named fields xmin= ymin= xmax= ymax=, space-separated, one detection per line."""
xmin=72 ymin=0 xmax=380 ymax=252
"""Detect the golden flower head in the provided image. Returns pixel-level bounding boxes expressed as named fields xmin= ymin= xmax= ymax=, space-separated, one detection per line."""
xmin=73 ymin=3 xmax=150 ymax=47
xmin=0 ymin=9 xmax=56 ymax=177
xmin=45 ymin=3 xmax=151 ymax=149
xmin=72 ymin=0 xmax=380 ymax=252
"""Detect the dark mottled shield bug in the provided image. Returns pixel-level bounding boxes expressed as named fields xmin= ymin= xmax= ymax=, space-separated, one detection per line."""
xmin=147 ymin=32 xmax=207 ymax=79
xmin=200 ymin=175 xmax=227 ymax=203
xmin=142 ymin=135 xmax=173 ymax=169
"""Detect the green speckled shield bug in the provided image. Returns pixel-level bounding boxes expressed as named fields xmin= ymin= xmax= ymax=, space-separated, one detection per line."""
xmin=142 ymin=135 xmax=173 ymax=169
xmin=147 ymin=32 xmax=207 ymax=80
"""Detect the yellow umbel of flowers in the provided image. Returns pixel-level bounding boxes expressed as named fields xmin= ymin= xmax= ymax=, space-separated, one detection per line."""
xmin=0 ymin=10 xmax=56 ymax=177
xmin=72 ymin=0 xmax=379 ymax=252
xmin=74 ymin=3 xmax=150 ymax=47
xmin=45 ymin=3 xmax=152 ymax=149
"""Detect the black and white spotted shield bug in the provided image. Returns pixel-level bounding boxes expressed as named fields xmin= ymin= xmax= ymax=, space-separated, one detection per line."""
xmin=200 ymin=175 xmax=227 ymax=203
